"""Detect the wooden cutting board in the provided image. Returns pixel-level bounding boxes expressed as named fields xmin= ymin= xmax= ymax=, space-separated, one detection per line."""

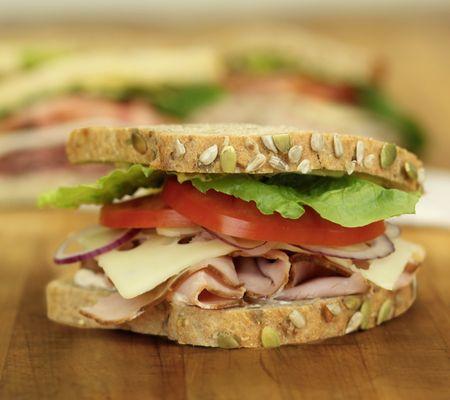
xmin=0 ymin=209 xmax=448 ymax=399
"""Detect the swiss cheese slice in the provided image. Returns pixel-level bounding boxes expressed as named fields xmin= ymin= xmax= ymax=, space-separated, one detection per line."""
xmin=350 ymin=238 xmax=424 ymax=290
xmin=97 ymin=234 xmax=236 ymax=299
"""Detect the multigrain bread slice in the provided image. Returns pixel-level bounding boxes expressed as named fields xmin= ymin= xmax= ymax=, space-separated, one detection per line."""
xmin=47 ymin=277 xmax=417 ymax=348
xmin=68 ymin=124 xmax=424 ymax=191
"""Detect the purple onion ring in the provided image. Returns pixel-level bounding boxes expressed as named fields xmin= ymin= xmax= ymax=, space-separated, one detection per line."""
xmin=54 ymin=225 xmax=141 ymax=265
xmin=295 ymin=234 xmax=395 ymax=261
xmin=203 ymin=228 xmax=268 ymax=250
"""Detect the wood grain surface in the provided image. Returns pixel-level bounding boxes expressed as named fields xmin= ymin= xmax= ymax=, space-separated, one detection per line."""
xmin=0 ymin=210 xmax=448 ymax=400
xmin=0 ymin=16 xmax=450 ymax=400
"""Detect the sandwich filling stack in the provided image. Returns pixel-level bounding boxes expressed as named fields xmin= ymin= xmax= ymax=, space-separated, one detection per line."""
xmin=40 ymin=124 xmax=425 ymax=348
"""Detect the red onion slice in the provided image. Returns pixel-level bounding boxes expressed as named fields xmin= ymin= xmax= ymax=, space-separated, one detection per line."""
xmin=203 ymin=228 xmax=267 ymax=250
xmin=54 ymin=225 xmax=141 ymax=265
xmin=296 ymin=234 xmax=395 ymax=261
xmin=385 ymin=222 xmax=401 ymax=239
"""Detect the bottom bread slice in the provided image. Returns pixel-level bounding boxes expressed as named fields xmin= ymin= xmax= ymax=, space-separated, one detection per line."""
xmin=46 ymin=277 xmax=417 ymax=348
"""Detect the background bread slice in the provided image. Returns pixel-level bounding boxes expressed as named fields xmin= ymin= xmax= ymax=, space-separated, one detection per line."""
xmin=209 ymin=24 xmax=378 ymax=86
xmin=191 ymin=92 xmax=400 ymax=144
xmin=0 ymin=47 xmax=223 ymax=116
xmin=47 ymin=277 xmax=417 ymax=348
xmin=68 ymin=124 xmax=423 ymax=191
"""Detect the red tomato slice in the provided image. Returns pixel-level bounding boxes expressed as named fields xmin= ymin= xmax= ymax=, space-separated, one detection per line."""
xmin=162 ymin=178 xmax=385 ymax=246
xmin=100 ymin=194 xmax=194 ymax=228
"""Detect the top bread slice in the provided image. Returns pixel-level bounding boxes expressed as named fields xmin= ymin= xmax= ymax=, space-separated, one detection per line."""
xmin=67 ymin=123 xmax=423 ymax=192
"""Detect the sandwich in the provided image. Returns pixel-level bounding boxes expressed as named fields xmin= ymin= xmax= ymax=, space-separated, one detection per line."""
xmin=201 ymin=25 xmax=425 ymax=153
xmin=40 ymin=123 xmax=425 ymax=348
xmin=0 ymin=47 xmax=224 ymax=204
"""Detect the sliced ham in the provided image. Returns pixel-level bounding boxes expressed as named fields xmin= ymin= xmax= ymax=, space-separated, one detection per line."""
xmin=81 ymin=256 xmax=245 ymax=323
xmin=225 ymin=75 xmax=357 ymax=103
xmin=404 ymin=262 xmax=420 ymax=274
xmin=0 ymin=95 xmax=169 ymax=131
xmin=286 ymin=259 xmax=338 ymax=288
xmin=169 ymin=270 xmax=244 ymax=309
xmin=226 ymin=74 xmax=301 ymax=94
xmin=167 ymin=256 xmax=244 ymax=309
xmin=393 ymin=272 xmax=415 ymax=290
xmin=79 ymin=290 xmax=160 ymax=325
xmin=194 ymin=257 xmax=241 ymax=287
xmin=0 ymin=144 xmax=66 ymax=175
xmin=163 ymin=256 xmax=242 ymax=290
xmin=80 ymin=236 xmax=384 ymax=321
xmin=0 ymin=93 xmax=169 ymax=176
xmin=79 ymin=274 xmax=180 ymax=325
xmin=276 ymin=255 xmax=366 ymax=300
xmin=235 ymin=250 xmax=290 ymax=298
xmin=232 ymin=242 xmax=276 ymax=257
xmin=289 ymin=253 xmax=352 ymax=279
xmin=0 ymin=143 xmax=110 ymax=176
xmin=275 ymin=272 xmax=368 ymax=301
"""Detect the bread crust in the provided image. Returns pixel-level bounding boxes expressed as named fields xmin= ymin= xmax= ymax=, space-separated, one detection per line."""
xmin=47 ymin=277 xmax=417 ymax=348
xmin=67 ymin=124 xmax=423 ymax=192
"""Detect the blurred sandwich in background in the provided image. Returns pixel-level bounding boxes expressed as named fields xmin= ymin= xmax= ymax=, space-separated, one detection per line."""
xmin=194 ymin=25 xmax=424 ymax=153
xmin=0 ymin=46 xmax=224 ymax=204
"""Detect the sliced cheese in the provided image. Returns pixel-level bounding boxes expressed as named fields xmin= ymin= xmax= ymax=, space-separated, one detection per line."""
xmin=155 ymin=226 xmax=201 ymax=237
xmin=350 ymin=238 xmax=424 ymax=290
xmin=97 ymin=234 xmax=236 ymax=299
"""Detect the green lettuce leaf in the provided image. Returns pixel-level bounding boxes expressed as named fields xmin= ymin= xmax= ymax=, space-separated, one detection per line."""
xmin=228 ymin=52 xmax=298 ymax=75
xmin=190 ymin=175 xmax=304 ymax=219
xmin=148 ymin=85 xmax=226 ymax=118
xmin=20 ymin=47 xmax=67 ymax=70
xmin=37 ymin=165 xmax=163 ymax=208
xmin=97 ymin=84 xmax=226 ymax=119
xmin=38 ymin=163 xmax=420 ymax=227
xmin=188 ymin=174 xmax=420 ymax=227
